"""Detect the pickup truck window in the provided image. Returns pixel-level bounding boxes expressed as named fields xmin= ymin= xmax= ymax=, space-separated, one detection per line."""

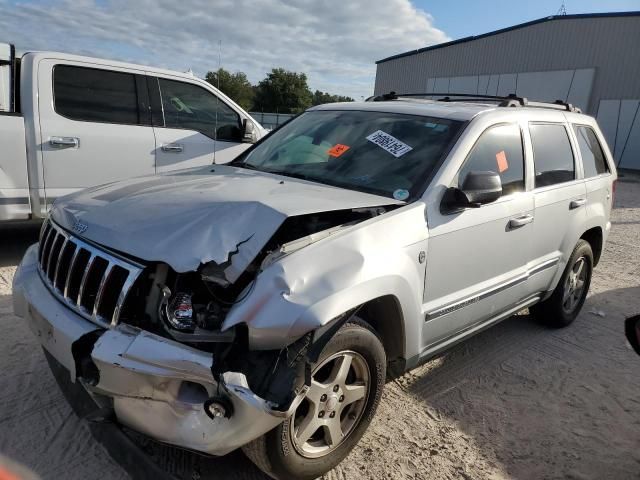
xmin=157 ymin=78 xmax=242 ymax=142
xmin=530 ymin=123 xmax=576 ymax=188
xmin=457 ymin=123 xmax=524 ymax=196
xmin=53 ymin=65 xmax=140 ymax=125
xmin=236 ymin=110 xmax=463 ymax=199
xmin=573 ymin=125 xmax=610 ymax=177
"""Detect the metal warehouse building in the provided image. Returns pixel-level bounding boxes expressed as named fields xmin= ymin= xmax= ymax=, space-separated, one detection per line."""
xmin=374 ymin=12 xmax=640 ymax=170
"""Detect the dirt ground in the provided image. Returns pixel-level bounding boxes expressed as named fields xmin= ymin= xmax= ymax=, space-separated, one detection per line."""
xmin=1 ymin=176 xmax=639 ymax=480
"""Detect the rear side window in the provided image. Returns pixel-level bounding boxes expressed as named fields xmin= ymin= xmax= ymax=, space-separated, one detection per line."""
xmin=157 ymin=78 xmax=242 ymax=142
xmin=573 ymin=125 xmax=609 ymax=177
xmin=458 ymin=123 xmax=525 ymax=196
xmin=53 ymin=65 xmax=139 ymax=125
xmin=530 ymin=123 xmax=575 ymax=188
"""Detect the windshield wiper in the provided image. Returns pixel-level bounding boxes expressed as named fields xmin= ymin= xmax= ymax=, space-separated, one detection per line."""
xmin=231 ymin=162 xmax=262 ymax=171
xmin=267 ymin=170 xmax=315 ymax=182
xmin=229 ymin=163 xmax=312 ymax=182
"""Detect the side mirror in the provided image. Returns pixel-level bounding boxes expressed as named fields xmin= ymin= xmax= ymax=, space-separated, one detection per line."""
xmin=242 ymin=119 xmax=258 ymax=144
xmin=441 ymin=171 xmax=502 ymax=214
xmin=625 ymin=315 xmax=640 ymax=356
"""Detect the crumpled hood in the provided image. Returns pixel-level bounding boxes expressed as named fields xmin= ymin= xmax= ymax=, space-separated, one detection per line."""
xmin=50 ymin=165 xmax=401 ymax=281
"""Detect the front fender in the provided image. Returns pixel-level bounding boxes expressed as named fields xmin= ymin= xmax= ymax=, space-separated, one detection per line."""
xmin=222 ymin=202 xmax=427 ymax=360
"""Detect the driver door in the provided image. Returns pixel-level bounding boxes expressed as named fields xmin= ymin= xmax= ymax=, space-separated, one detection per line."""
xmin=150 ymin=76 xmax=245 ymax=171
xmin=422 ymin=123 xmax=534 ymax=349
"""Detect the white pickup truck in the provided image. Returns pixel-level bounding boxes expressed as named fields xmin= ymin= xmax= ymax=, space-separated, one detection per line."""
xmin=0 ymin=42 xmax=266 ymax=222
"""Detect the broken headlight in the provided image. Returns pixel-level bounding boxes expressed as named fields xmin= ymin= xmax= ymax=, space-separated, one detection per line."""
xmin=165 ymin=291 xmax=196 ymax=331
xmin=160 ymin=285 xmax=227 ymax=334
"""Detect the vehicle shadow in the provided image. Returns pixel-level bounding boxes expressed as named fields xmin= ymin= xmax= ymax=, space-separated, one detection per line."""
xmin=118 ymin=430 xmax=271 ymax=480
xmin=402 ymin=286 xmax=640 ymax=479
xmin=0 ymin=221 xmax=40 ymax=267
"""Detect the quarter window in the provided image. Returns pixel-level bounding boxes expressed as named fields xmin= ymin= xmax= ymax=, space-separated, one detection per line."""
xmin=458 ymin=123 xmax=525 ymax=196
xmin=157 ymin=79 xmax=241 ymax=142
xmin=530 ymin=123 xmax=575 ymax=188
xmin=53 ymin=65 xmax=140 ymax=125
xmin=573 ymin=125 xmax=609 ymax=177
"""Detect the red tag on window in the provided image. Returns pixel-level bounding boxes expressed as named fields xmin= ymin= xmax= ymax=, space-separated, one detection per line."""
xmin=327 ymin=144 xmax=350 ymax=157
xmin=496 ymin=150 xmax=508 ymax=173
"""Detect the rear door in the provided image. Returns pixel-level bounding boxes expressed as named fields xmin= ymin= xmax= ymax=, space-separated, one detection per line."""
xmin=526 ymin=122 xmax=587 ymax=294
xmin=571 ymin=123 xmax=615 ymax=234
xmin=149 ymin=75 xmax=248 ymax=171
xmin=38 ymin=60 xmax=156 ymax=202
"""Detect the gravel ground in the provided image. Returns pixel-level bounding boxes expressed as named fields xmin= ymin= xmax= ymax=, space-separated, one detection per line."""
xmin=1 ymin=175 xmax=639 ymax=480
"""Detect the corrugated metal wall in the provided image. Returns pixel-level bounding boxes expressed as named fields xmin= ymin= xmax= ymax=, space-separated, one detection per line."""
xmin=374 ymin=15 xmax=640 ymax=168
xmin=375 ymin=16 xmax=640 ymax=112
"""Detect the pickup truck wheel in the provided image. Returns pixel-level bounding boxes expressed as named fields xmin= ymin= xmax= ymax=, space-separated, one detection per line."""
xmin=242 ymin=318 xmax=386 ymax=480
xmin=531 ymin=239 xmax=593 ymax=328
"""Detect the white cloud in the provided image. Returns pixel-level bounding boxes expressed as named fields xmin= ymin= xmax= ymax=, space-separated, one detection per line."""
xmin=0 ymin=0 xmax=448 ymax=100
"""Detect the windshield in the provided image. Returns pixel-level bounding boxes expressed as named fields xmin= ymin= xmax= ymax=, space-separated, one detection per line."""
xmin=233 ymin=110 xmax=464 ymax=200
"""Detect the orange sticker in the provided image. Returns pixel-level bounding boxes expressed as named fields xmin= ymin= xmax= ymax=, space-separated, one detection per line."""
xmin=496 ymin=150 xmax=508 ymax=173
xmin=327 ymin=144 xmax=350 ymax=157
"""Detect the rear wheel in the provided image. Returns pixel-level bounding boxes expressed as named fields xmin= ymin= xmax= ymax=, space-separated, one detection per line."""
xmin=242 ymin=318 xmax=386 ymax=480
xmin=531 ymin=239 xmax=593 ymax=328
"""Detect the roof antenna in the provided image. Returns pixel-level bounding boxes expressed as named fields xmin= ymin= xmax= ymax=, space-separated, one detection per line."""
xmin=557 ymin=2 xmax=567 ymax=15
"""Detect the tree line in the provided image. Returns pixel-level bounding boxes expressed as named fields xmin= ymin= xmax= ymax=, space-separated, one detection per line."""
xmin=204 ymin=67 xmax=354 ymax=114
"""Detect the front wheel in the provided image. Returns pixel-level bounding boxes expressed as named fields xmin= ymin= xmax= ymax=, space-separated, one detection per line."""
xmin=242 ymin=318 xmax=386 ymax=480
xmin=531 ymin=239 xmax=594 ymax=328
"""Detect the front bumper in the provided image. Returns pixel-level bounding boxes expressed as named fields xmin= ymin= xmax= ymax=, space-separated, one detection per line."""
xmin=12 ymin=244 xmax=285 ymax=456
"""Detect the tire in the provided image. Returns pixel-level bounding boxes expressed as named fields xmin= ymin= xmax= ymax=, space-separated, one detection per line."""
xmin=242 ymin=318 xmax=386 ymax=480
xmin=531 ymin=239 xmax=594 ymax=328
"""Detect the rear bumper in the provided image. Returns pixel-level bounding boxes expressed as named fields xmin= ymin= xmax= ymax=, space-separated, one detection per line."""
xmin=13 ymin=244 xmax=286 ymax=456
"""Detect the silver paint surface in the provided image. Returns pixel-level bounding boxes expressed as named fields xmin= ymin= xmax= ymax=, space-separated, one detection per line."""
xmin=49 ymin=164 xmax=401 ymax=282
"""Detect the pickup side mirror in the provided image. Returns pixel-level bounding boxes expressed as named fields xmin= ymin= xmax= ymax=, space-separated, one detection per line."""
xmin=625 ymin=315 xmax=640 ymax=356
xmin=242 ymin=119 xmax=258 ymax=144
xmin=440 ymin=171 xmax=503 ymax=214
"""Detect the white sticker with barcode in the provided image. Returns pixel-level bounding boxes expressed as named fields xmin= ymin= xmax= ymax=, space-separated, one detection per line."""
xmin=366 ymin=130 xmax=413 ymax=157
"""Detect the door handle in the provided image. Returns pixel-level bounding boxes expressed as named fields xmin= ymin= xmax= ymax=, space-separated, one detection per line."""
xmin=49 ymin=136 xmax=79 ymax=148
xmin=569 ymin=198 xmax=587 ymax=210
xmin=508 ymin=214 xmax=534 ymax=229
xmin=161 ymin=143 xmax=184 ymax=153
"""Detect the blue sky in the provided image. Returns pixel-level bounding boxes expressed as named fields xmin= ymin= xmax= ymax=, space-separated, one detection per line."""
xmin=1 ymin=0 xmax=638 ymax=101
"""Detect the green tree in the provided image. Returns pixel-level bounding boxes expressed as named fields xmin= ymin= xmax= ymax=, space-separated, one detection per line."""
xmin=253 ymin=68 xmax=313 ymax=114
xmin=312 ymin=90 xmax=354 ymax=106
xmin=205 ymin=68 xmax=254 ymax=111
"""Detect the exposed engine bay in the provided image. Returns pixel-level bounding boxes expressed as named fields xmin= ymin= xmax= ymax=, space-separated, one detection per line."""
xmin=114 ymin=207 xmax=390 ymax=408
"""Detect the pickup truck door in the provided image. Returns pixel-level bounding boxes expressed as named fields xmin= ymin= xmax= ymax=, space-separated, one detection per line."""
xmin=149 ymin=75 xmax=250 ymax=171
xmin=422 ymin=123 xmax=534 ymax=351
xmin=37 ymin=60 xmax=156 ymax=203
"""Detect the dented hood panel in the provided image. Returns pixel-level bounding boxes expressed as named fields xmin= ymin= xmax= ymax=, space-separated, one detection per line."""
xmin=50 ymin=165 xmax=401 ymax=280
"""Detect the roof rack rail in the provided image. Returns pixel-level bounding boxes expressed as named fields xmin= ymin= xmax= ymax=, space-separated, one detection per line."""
xmin=367 ymin=91 xmax=581 ymax=113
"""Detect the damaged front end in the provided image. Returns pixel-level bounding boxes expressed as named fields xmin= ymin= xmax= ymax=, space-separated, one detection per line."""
xmin=14 ymin=200 xmax=392 ymax=455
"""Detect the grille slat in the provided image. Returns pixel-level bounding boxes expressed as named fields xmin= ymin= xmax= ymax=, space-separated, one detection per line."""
xmin=92 ymin=263 xmax=113 ymax=319
xmin=64 ymin=243 xmax=81 ymax=298
xmin=46 ymin=233 xmax=65 ymax=280
xmin=40 ymin=227 xmax=56 ymax=272
xmin=52 ymin=238 xmax=69 ymax=288
xmin=37 ymin=219 xmax=143 ymax=328
xmin=77 ymin=253 xmax=96 ymax=306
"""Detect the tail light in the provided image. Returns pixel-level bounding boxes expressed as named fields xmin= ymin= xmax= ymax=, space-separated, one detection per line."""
xmin=611 ymin=179 xmax=617 ymax=207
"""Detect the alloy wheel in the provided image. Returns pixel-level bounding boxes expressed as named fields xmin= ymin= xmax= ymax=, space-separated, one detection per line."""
xmin=562 ymin=256 xmax=588 ymax=314
xmin=290 ymin=350 xmax=370 ymax=458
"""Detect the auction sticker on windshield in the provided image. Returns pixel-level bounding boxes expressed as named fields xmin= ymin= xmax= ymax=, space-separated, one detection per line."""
xmin=327 ymin=143 xmax=350 ymax=157
xmin=366 ymin=130 xmax=413 ymax=158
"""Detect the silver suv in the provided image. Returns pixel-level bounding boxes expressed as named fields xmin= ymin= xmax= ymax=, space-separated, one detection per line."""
xmin=13 ymin=94 xmax=616 ymax=479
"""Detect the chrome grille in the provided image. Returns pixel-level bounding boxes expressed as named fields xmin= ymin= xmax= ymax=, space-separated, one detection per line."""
xmin=37 ymin=219 xmax=144 ymax=328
